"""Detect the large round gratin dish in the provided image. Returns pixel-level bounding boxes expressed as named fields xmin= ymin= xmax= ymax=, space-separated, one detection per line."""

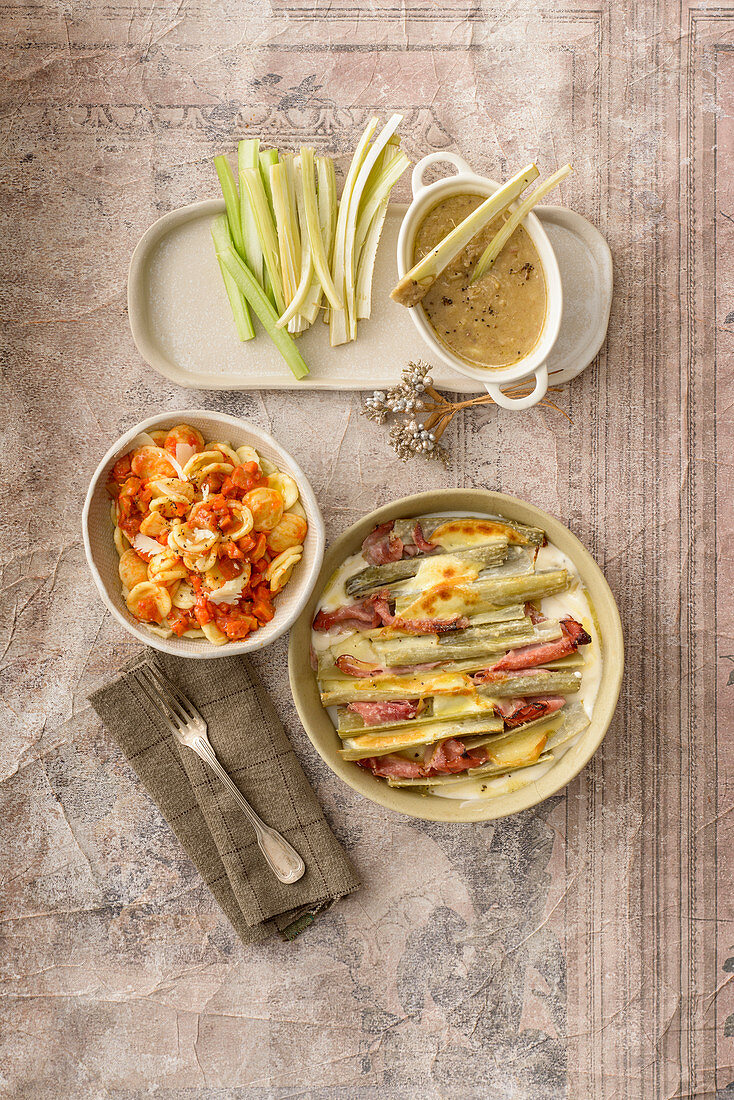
xmin=83 ymin=410 xmax=325 ymax=659
xmin=288 ymin=490 xmax=623 ymax=822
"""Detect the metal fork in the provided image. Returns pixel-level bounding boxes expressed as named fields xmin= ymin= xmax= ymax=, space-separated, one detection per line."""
xmin=133 ymin=664 xmax=305 ymax=885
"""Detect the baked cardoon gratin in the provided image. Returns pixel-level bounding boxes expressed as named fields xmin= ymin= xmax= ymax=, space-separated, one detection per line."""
xmin=310 ymin=514 xmax=602 ymax=800
xmin=106 ymin=423 xmax=307 ymax=644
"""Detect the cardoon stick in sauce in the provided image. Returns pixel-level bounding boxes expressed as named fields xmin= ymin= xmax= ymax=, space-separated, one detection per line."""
xmin=413 ymin=194 xmax=547 ymax=369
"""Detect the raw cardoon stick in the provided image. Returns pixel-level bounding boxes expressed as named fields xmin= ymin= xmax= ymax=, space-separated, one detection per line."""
xmin=212 ymin=215 xmax=309 ymax=380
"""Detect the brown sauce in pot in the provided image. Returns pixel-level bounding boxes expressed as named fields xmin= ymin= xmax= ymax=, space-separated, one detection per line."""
xmin=413 ymin=193 xmax=547 ymax=369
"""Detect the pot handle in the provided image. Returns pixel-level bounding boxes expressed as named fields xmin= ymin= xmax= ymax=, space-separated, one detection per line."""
xmin=412 ymin=152 xmax=473 ymax=198
xmin=485 ymin=364 xmax=548 ymax=411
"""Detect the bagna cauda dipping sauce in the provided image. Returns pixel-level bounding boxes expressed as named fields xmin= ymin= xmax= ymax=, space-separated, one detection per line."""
xmin=413 ymin=193 xmax=548 ymax=369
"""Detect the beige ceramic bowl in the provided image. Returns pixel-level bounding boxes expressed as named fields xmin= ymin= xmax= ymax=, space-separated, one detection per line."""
xmin=288 ymin=489 xmax=623 ymax=822
xmin=83 ymin=410 xmax=325 ymax=659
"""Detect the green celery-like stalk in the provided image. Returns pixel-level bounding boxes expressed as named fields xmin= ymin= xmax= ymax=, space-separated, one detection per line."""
xmin=210 ymin=178 xmax=255 ymax=341
xmin=355 ymin=143 xmax=410 ymax=320
xmin=237 ymin=138 xmax=264 ymax=284
xmin=241 ymin=167 xmax=286 ymax=314
xmin=329 ymin=117 xmax=379 ymax=346
xmin=300 ymin=146 xmax=343 ymax=311
xmin=317 ymin=156 xmax=337 ymax=261
xmin=212 ymin=214 xmax=309 ymax=380
xmin=471 ymin=164 xmax=573 ymax=283
xmin=259 ymin=148 xmax=279 ymax=213
xmin=339 ymin=715 xmax=503 ymax=760
xmin=343 ymin=114 xmax=404 ymax=340
xmin=281 ymin=154 xmax=308 ymax=333
xmin=213 ymin=153 xmax=253 ymax=336
xmin=317 ymin=156 xmax=337 ymax=325
xmin=277 ymin=155 xmax=318 ymax=329
xmin=214 ymin=154 xmax=246 ymax=256
xmin=354 ymin=140 xmax=406 ymax=258
xmin=270 ymin=159 xmax=305 ymax=334
xmin=345 ymin=541 xmax=508 ymax=598
xmin=297 ymin=156 xmax=324 ymax=325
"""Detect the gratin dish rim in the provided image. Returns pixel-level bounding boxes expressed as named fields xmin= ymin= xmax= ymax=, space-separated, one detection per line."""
xmin=288 ymin=489 xmax=623 ymax=823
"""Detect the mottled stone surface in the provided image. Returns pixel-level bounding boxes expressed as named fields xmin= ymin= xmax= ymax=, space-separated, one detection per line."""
xmin=1 ymin=1 xmax=733 ymax=1096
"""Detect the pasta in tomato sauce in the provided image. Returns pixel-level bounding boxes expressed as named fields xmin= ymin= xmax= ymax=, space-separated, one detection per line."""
xmin=106 ymin=423 xmax=307 ymax=644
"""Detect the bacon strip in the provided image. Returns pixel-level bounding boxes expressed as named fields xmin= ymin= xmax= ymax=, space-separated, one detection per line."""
xmin=471 ymin=667 xmax=545 ymax=686
xmin=411 ymin=522 xmax=436 ymax=554
xmin=391 ymin=614 xmax=469 ymax=635
xmin=489 ymin=617 xmax=592 ymax=673
xmin=372 ymin=594 xmax=395 ymax=625
xmin=361 ymin=521 xmax=403 ymax=565
xmin=494 ymin=696 xmax=566 ymax=728
xmin=358 ymin=737 xmax=490 ymax=780
xmin=524 ymin=601 xmax=546 ymax=625
xmin=312 ymin=594 xmax=394 ymax=633
xmin=358 ymin=754 xmax=424 ymax=778
xmin=425 ymin=738 xmax=472 ymax=773
xmin=335 ymin=654 xmax=441 ymax=678
xmin=336 ymin=655 xmax=383 ymax=678
xmin=347 ymin=700 xmax=421 ymax=726
xmin=313 ymin=593 xmax=466 ymax=639
xmin=361 ymin=520 xmax=437 ymax=564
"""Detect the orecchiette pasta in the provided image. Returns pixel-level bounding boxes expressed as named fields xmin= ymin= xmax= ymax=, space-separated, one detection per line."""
xmin=139 ymin=511 xmax=169 ymax=538
xmin=168 ymin=519 xmax=219 ymax=556
xmin=131 ymin=446 xmax=178 ymax=480
xmin=210 ymin=441 xmax=241 ymax=466
xmin=148 ymin=549 xmax=188 ymax=587
xmin=265 ymin=472 xmax=299 ymax=510
xmin=126 ymin=581 xmax=172 ymax=623
xmin=243 ymin=488 xmax=283 ymax=532
xmin=114 ymin=525 xmax=130 ymax=556
xmin=225 ymin=502 xmax=254 ymax=540
xmin=119 ymin=549 xmax=149 ymax=590
xmin=172 ymin=581 xmax=196 ymax=609
xmin=267 ymin=513 xmax=308 ymax=554
xmin=165 ymin=424 xmax=204 ymax=453
xmin=106 ymin=425 xmax=309 ymax=643
xmin=257 ymin=455 xmax=279 ymax=477
xmin=182 ymin=546 xmax=218 ymax=574
xmin=201 ymin=621 xmax=228 ymax=646
xmin=182 ymin=450 xmax=235 ymax=484
xmin=235 ymin=445 xmax=261 ymax=467
xmin=266 ymin=546 xmax=303 ymax=594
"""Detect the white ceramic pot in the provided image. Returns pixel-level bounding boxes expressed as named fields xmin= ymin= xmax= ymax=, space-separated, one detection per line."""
xmin=396 ymin=152 xmax=564 ymax=410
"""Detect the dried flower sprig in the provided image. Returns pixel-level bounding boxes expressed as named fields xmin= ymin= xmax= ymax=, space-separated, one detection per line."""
xmin=363 ymin=362 xmax=449 ymax=464
xmin=362 ymin=361 xmax=567 ymax=465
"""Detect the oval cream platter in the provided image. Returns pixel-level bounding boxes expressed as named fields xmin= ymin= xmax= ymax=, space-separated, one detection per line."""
xmin=128 ymin=200 xmax=612 ymax=393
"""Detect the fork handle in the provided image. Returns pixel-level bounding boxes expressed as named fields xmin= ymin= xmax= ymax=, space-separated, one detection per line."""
xmin=190 ymin=736 xmax=305 ymax=885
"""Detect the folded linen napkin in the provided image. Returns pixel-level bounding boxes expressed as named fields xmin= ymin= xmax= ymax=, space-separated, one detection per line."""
xmin=89 ymin=650 xmax=360 ymax=943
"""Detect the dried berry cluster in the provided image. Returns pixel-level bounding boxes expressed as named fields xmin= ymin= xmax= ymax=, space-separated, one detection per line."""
xmin=362 ymin=363 xmax=450 ymax=465
xmin=362 ymin=361 xmax=564 ymax=466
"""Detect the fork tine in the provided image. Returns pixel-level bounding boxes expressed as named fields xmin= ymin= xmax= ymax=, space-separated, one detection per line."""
xmin=146 ymin=663 xmax=204 ymax=724
xmin=137 ymin=666 xmax=191 ymax=727
xmin=132 ymin=668 xmax=181 ymax=730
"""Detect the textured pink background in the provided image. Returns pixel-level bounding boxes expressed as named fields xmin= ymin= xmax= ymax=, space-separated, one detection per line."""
xmin=1 ymin=1 xmax=732 ymax=1096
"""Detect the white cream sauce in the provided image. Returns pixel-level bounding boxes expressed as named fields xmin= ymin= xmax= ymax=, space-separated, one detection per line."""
xmin=311 ymin=513 xmax=604 ymax=802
